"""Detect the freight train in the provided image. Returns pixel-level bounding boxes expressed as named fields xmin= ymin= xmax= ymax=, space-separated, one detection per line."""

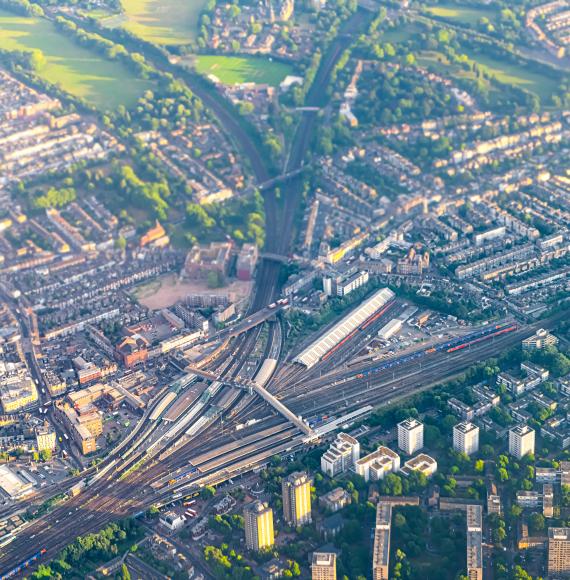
xmin=355 ymin=322 xmax=518 ymax=380
xmin=1 ymin=548 xmax=47 ymax=580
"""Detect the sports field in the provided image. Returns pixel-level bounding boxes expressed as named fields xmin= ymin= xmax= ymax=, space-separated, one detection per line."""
xmin=194 ymin=55 xmax=293 ymax=86
xmin=103 ymin=0 xmax=206 ymax=45
xmin=0 ymin=10 xmax=152 ymax=108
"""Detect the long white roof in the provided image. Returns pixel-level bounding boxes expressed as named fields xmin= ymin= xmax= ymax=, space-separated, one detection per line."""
xmin=294 ymin=287 xmax=395 ymax=368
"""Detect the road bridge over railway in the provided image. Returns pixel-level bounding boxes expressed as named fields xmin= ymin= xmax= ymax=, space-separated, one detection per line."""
xmin=258 ymin=166 xmax=308 ymax=191
xmin=184 ymin=364 xmax=315 ymax=438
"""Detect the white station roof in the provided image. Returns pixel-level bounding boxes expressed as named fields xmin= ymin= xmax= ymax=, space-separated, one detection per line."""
xmin=294 ymin=287 xmax=395 ymax=368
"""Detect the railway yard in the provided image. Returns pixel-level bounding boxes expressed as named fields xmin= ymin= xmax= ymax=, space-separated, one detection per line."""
xmin=0 ymin=0 xmax=570 ymax=577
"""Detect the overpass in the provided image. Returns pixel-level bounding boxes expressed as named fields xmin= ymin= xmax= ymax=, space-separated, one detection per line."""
xmin=258 ymin=166 xmax=308 ymax=192
xmin=260 ymin=252 xmax=289 ymax=263
xmin=206 ymin=303 xmax=286 ymax=342
xmin=184 ymin=365 xmax=315 ymax=437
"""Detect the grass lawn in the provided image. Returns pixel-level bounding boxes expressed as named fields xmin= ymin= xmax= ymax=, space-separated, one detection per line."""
xmin=424 ymin=3 xmax=496 ymax=26
xmin=416 ymin=48 xmax=560 ymax=103
xmin=111 ymin=0 xmax=207 ymax=45
xmin=193 ymin=55 xmax=294 ymax=86
xmin=463 ymin=49 xmax=560 ymax=100
xmin=0 ymin=10 xmax=152 ymax=109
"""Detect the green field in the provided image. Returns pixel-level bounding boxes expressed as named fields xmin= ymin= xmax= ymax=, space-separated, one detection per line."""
xmin=194 ymin=55 xmax=293 ymax=86
xmin=463 ymin=49 xmax=560 ymax=100
xmin=106 ymin=0 xmax=206 ymax=45
xmin=0 ymin=10 xmax=152 ymax=108
xmin=424 ymin=3 xmax=496 ymax=26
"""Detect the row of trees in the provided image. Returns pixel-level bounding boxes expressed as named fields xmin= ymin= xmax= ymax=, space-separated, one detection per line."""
xmin=54 ymin=16 xmax=155 ymax=79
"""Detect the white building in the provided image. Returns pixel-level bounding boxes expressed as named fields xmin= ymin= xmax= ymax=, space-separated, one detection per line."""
xmin=397 ymin=418 xmax=424 ymax=455
xmin=159 ymin=511 xmax=186 ymax=531
xmin=453 ymin=422 xmax=479 ymax=456
xmin=400 ymin=453 xmax=438 ymax=478
xmin=354 ymin=446 xmax=400 ymax=482
xmin=509 ymin=424 xmax=535 ymax=459
xmin=321 ymin=432 xmax=360 ymax=477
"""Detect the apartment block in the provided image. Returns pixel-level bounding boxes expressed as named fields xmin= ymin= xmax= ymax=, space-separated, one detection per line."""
xmin=311 ymin=552 xmax=336 ymax=580
xmin=372 ymin=503 xmax=392 ymax=580
xmin=453 ymin=422 xmax=480 ymax=456
xmin=321 ymin=433 xmax=360 ymax=477
xmin=35 ymin=425 xmax=56 ymax=453
xmin=244 ymin=501 xmax=274 ymax=552
xmin=548 ymin=527 xmax=570 ymax=576
xmin=282 ymin=471 xmax=312 ymax=526
xmin=354 ymin=446 xmax=400 ymax=482
xmin=466 ymin=505 xmax=483 ymax=580
xmin=522 ymin=328 xmax=559 ymax=351
xmin=397 ymin=418 xmax=424 ymax=455
xmin=509 ymin=424 xmax=535 ymax=459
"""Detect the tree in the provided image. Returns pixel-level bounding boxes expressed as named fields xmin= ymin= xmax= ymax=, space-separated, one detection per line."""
xmin=39 ymin=449 xmax=52 ymax=462
xmin=510 ymin=505 xmax=523 ymax=519
xmin=380 ymin=473 xmax=403 ymax=496
xmin=529 ymin=513 xmax=545 ymax=534
xmin=201 ymin=485 xmax=216 ymax=499
xmin=121 ymin=563 xmax=131 ymax=580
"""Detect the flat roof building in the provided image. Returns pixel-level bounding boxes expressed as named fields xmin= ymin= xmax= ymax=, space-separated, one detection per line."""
xmin=354 ymin=446 xmax=400 ymax=482
xmin=244 ymin=501 xmax=274 ymax=552
xmin=509 ymin=424 xmax=535 ymax=459
xmin=372 ymin=503 xmax=392 ymax=580
xmin=282 ymin=471 xmax=312 ymax=526
xmin=0 ymin=464 xmax=33 ymax=500
xmin=398 ymin=418 xmax=424 ymax=455
xmin=548 ymin=527 xmax=570 ymax=576
xmin=466 ymin=505 xmax=483 ymax=580
xmin=311 ymin=552 xmax=336 ymax=580
xmin=453 ymin=422 xmax=479 ymax=456
xmin=400 ymin=454 xmax=438 ymax=478
xmin=321 ymin=433 xmax=360 ymax=477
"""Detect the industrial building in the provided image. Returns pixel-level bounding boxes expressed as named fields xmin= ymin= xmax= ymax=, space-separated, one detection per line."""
xmin=0 ymin=465 xmax=33 ymax=500
xmin=509 ymin=424 xmax=535 ymax=459
xmin=244 ymin=501 xmax=274 ymax=552
xmin=294 ymin=288 xmax=394 ymax=368
xmin=282 ymin=471 xmax=312 ymax=526
xmin=372 ymin=502 xmax=392 ymax=580
xmin=453 ymin=422 xmax=479 ymax=456
xmin=397 ymin=418 xmax=424 ymax=455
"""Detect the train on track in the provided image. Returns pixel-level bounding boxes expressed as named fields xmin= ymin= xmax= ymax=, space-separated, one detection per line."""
xmin=1 ymin=548 xmax=47 ymax=580
xmin=355 ymin=322 xmax=518 ymax=380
